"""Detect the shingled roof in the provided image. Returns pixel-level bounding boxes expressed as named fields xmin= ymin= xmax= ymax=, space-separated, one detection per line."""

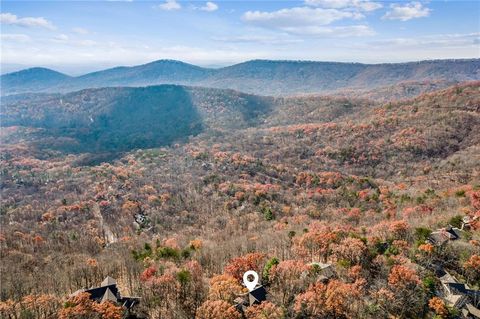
xmin=101 ymin=276 xmax=117 ymax=287
xmin=428 ymin=225 xmax=463 ymax=246
xmin=234 ymin=284 xmax=269 ymax=314
xmin=101 ymin=288 xmax=118 ymax=303
xmin=439 ymin=271 xmax=480 ymax=315
xmin=248 ymin=286 xmax=267 ymax=306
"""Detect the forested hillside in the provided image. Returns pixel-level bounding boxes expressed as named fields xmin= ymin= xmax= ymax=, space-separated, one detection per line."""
xmin=1 ymin=82 xmax=479 ymax=318
xmin=1 ymin=85 xmax=274 ymax=154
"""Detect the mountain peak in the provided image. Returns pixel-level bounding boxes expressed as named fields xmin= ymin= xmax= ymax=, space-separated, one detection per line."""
xmin=1 ymin=67 xmax=71 ymax=95
xmin=4 ymin=67 xmax=69 ymax=78
xmin=139 ymin=59 xmax=208 ymax=70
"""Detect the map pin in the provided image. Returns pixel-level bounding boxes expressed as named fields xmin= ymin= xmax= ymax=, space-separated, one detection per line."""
xmin=243 ymin=270 xmax=259 ymax=292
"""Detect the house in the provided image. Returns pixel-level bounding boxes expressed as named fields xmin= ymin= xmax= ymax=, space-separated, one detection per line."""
xmin=309 ymin=262 xmax=336 ymax=281
xmin=439 ymin=272 xmax=480 ymax=318
xmin=234 ymin=285 xmax=268 ymax=313
xmin=428 ymin=225 xmax=463 ymax=246
xmin=133 ymin=213 xmax=151 ymax=230
xmin=134 ymin=213 xmax=147 ymax=225
xmin=71 ymin=276 xmax=140 ymax=310
xmin=440 ymin=272 xmax=470 ymax=308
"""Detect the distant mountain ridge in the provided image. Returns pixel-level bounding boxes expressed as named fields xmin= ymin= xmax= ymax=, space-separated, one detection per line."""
xmin=2 ymin=59 xmax=479 ymax=96
xmin=1 ymin=67 xmax=71 ymax=94
xmin=73 ymin=60 xmax=212 ymax=88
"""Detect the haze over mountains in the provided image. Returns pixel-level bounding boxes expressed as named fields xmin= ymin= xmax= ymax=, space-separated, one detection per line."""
xmin=2 ymin=58 xmax=479 ymax=96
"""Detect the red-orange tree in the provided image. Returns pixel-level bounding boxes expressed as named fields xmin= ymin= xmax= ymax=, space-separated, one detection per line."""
xmin=224 ymin=253 xmax=266 ymax=281
xmin=294 ymin=279 xmax=363 ymax=318
xmin=293 ymin=222 xmax=337 ymax=262
xmin=383 ymin=265 xmax=426 ymax=318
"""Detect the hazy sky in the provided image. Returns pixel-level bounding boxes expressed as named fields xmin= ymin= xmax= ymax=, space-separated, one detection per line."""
xmin=1 ymin=0 xmax=479 ymax=74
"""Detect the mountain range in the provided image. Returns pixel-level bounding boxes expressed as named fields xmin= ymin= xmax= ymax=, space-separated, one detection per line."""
xmin=2 ymin=58 xmax=479 ymax=96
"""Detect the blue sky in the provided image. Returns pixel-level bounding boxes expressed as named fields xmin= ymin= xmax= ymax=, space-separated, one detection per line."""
xmin=1 ymin=0 xmax=479 ymax=74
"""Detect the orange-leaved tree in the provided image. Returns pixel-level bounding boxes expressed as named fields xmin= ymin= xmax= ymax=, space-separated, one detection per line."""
xmin=196 ymin=300 xmax=241 ymax=319
xmin=224 ymin=252 xmax=266 ymax=281
xmin=294 ymin=279 xmax=363 ymax=319
xmin=208 ymin=274 xmax=245 ymax=303
xmin=383 ymin=265 xmax=426 ymax=318
xmin=428 ymin=297 xmax=449 ymax=318
xmin=58 ymin=292 xmax=122 ymax=319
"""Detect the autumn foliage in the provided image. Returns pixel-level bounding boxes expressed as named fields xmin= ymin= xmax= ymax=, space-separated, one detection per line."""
xmin=58 ymin=293 xmax=122 ymax=319
xmin=196 ymin=300 xmax=241 ymax=319
xmin=429 ymin=297 xmax=449 ymax=318
xmin=224 ymin=253 xmax=266 ymax=281
xmin=244 ymin=301 xmax=284 ymax=319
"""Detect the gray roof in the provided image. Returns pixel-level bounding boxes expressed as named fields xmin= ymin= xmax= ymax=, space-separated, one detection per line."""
xmin=248 ymin=286 xmax=267 ymax=306
xmin=101 ymin=276 xmax=117 ymax=287
xmin=309 ymin=262 xmax=331 ymax=268
xmin=70 ymin=276 xmax=140 ymax=309
xmin=465 ymin=303 xmax=480 ymax=318
xmin=101 ymin=288 xmax=118 ymax=303
xmin=440 ymin=272 xmax=458 ymax=284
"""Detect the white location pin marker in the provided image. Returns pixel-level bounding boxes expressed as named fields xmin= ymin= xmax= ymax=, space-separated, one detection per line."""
xmin=243 ymin=270 xmax=259 ymax=292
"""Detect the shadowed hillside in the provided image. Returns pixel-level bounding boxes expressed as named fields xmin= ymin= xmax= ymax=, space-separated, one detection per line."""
xmin=1 ymin=85 xmax=275 ymax=155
